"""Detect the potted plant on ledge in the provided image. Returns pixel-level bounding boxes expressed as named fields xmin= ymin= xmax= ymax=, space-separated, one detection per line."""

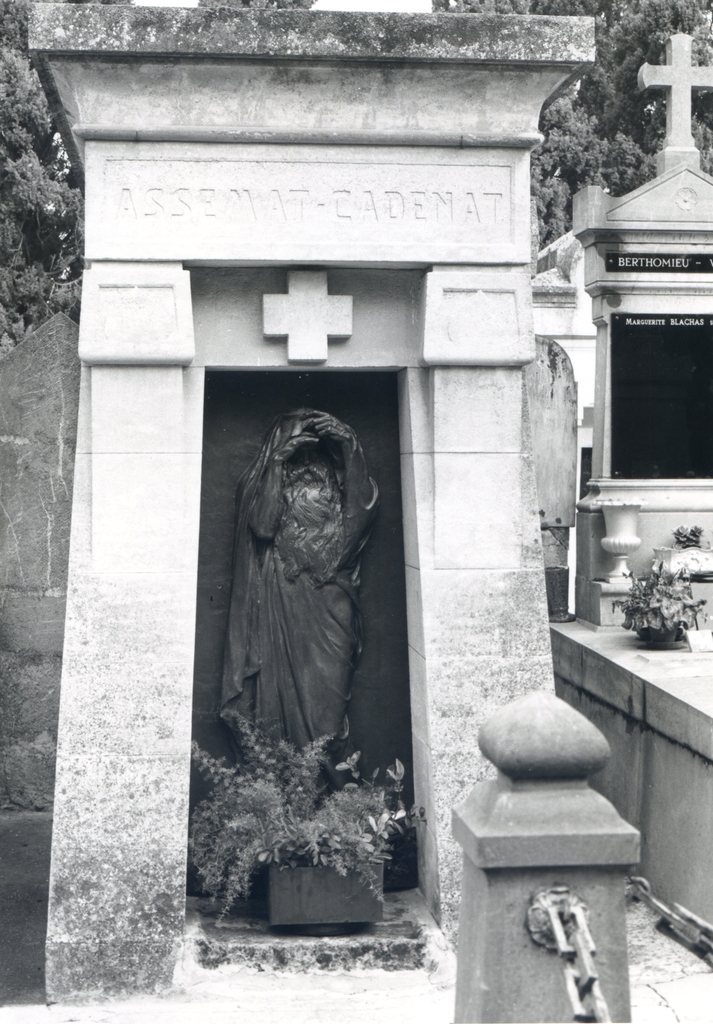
xmin=189 ymin=718 xmax=424 ymax=934
xmin=654 ymin=525 xmax=713 ymax=575
xmin=613 ymin=563 xmax=706 ymax=647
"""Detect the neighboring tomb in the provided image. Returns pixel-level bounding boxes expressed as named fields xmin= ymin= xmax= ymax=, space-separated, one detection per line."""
xmin=532 ymin=231 xmax=596 ymax=431
xmin=29 ymin=4 xmax=594 ymax=999
xmin=525 ymin=337 xmax=578 ymax=622
xmin=0 ymin=314 xmax=80 ymax=811
xmin=555 ymin=33 xmax=713 ymax=929
xmin=573 ymin=36 xmax=713 ymax=624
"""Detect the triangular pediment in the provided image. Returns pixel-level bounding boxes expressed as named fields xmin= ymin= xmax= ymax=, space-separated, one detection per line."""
xmin=605 ymin=165 xmax=713 ymax=227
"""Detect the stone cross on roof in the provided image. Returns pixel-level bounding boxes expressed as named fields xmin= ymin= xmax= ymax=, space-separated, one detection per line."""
xmin=638 ymin=33 xmax=713 ymax=175
xmin=263 ymin=271 xmax=353 ymax=364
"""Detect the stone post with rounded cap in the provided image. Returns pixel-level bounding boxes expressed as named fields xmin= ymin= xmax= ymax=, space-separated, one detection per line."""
xmin=452 ymin=691 xmax=640 ymax=1024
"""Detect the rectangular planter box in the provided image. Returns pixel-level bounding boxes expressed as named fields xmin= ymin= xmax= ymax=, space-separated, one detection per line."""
xmin=268 ymin=863 xmax=384 ymax=927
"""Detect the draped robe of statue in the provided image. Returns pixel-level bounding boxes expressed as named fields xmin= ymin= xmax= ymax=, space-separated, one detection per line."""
xmin=221 ymin=409 xmax=379 ymax=783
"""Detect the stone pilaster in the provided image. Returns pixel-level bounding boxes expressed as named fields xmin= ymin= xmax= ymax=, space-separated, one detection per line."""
xmin=45 ymin=263 xmax=204 ymax=999
xmin=401 ymin=266 xmax=552 ymax=936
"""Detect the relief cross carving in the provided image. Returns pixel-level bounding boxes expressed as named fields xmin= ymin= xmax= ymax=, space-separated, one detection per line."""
xmin=262 ymin=271 xmax=353 ymax=364
xmin=638 ymin=33 xmax=713 ymax=173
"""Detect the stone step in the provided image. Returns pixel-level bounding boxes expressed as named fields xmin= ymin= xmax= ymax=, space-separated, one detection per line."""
xmin=185 ymin=888 xmax=440 ymax=973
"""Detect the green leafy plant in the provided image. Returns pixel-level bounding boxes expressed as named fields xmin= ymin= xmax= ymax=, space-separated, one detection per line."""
xmin=613 ymin=565 xmax=706 ymax=636
xmin=189 ymin=718 xmax=424 ymax=915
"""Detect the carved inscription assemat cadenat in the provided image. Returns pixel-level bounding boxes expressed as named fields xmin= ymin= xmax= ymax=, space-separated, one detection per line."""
xmin=85 ymin=143 xmax=519 ymax=263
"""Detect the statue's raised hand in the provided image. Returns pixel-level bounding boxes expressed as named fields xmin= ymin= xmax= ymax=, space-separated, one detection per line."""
xmin=272 ymin=432 xmax=319 ymax=464
xmin=307 ymin=412 xmax=355 ymax=445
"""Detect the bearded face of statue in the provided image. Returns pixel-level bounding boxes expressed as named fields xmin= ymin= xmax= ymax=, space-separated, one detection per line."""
xmin=276 ymin=445 xmax=345 ymax=586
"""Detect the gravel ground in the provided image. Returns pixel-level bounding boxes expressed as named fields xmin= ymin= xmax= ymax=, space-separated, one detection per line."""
xmin=627 ymin=883 xmax=713 ymax=1024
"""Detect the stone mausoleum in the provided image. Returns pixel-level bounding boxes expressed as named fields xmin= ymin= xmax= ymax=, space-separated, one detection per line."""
xmin=28 ymin=3 xmax=593 ymax=999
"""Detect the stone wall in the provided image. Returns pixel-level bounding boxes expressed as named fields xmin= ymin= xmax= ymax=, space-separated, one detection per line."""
xmin=0 ymin=314 xmax=80 ymax=809
xmin=552 ymin=621 xmax=713 ymax=923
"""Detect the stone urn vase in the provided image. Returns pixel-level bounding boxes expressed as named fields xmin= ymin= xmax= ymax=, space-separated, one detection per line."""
xmin=596 ymin=501 xmax=643 ymax=578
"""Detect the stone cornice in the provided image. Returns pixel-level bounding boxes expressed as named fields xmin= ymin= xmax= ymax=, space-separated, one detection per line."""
xmin=578 ymin=477 xmax=713 ymax=514
xmin=29 ymin=6 xmax=594 ymax=67
xmin=71 ymin=125 xmax=543 ymax=149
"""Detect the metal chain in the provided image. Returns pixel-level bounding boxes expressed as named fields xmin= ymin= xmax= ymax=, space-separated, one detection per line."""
xmin=631 ymin=876 xmax=713 ymax=967
xmin=527 ymin=885 xmax=612 ymax=1024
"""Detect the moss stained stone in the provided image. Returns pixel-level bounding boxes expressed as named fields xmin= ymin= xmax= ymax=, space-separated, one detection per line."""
xmin=0 ymin=314 xmax=80 ymax=810
xmin=30 ymin=8 xmax=594 ymax=65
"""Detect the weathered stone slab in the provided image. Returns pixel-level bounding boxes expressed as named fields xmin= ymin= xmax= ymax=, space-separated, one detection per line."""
xmin=420 ymin=268 xmax=533 ymax=365
xmin=79 ymin=263 xmax=195 ymax=365
xmin=0 ymin=592 xmax=67 ymax=657
xmin=185 ymin=890 xmax=432 ymax=973
xmin=0 ymin=314 xmax=79 ymax=594
xmin=29 ymin=7 xmax=595 ymax=63
xmin=31 ymin=8 xmax=593 ymax=265
xmin=525 ymin=337 xmax=578 ymax=529
xmin=0 ymin=314 xmax=80 ymax=810
xmin=0 ymin=811 xmax=53 ymax=1003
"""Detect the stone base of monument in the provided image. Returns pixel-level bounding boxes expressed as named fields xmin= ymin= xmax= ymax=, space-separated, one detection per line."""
xmin=185 ymin=888 xmax=442 ymax=973
xmin=575 ymin=574 xmax=633 ymax=627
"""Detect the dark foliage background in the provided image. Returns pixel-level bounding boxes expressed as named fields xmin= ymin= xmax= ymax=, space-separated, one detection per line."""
xmin=436 ymin=0 xmax=713 ymax=246
xmin=3 ymin=0 xmax=713 ymax=348
xmin=0 ymin=0 xmax=125 ymax=352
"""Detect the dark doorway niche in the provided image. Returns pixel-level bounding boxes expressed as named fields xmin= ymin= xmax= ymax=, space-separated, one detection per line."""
xmin=611 ymin=313 xmax=713 ymax=479
xmin=189 ymin=370 xmax=415 ymax=890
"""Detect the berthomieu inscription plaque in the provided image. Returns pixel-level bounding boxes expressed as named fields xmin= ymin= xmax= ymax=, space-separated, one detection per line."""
xmin=221 ymin=409 xmax=379 ymax=787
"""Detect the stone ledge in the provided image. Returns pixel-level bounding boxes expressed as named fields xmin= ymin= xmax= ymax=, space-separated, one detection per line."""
xmin=551 ymin=621 xmax=713 ymax=761
xmin=29 ymin=7 xmax=594 ymax=65
xmin=185 ymin=889 xmax=442 ymax=973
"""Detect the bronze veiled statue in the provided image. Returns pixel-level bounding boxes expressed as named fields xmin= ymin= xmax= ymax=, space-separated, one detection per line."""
xmin=221 ymin=409 xmax=379 ymax=787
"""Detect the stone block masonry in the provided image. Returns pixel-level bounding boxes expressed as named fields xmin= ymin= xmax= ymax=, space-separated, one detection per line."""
xmin=0 ymin=314 xmax=80 ymax=811
xmin=552 ymin=621 xmax=713 ymax=927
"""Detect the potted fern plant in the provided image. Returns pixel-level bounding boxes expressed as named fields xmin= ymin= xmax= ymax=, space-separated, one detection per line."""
xmin=189 ymin=718 xmax=423 ymax=933
xmin=613 ymin=563 xmax=706 ymax=646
